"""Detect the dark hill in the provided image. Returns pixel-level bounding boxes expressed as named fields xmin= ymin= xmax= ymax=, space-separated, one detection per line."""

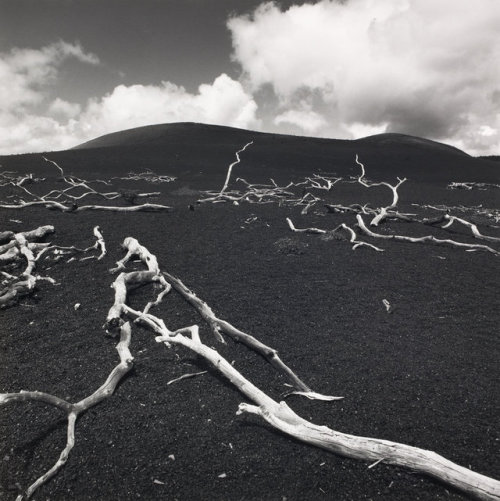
xmin=1 ymin=122 xmax=498 ymax=184
xmin=73 ymin=124 xmax=467 ymax=159
xmin=72 ymin=122 xmax=262 ymax=150
xmin=357 ymin=132 xmax=469 ymax=157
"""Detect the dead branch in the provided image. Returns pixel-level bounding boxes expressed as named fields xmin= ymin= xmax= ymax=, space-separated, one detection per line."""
xmin=110 ymin=236 xmax=160 ymax=273
xmin=304 ymin=174 xmax=341 ymax=191
xmin=0 ymin=322 xmax=134 ymax=500
xmin=108 ymin=238 xmax=500 ymax=499
xmin=112 ymin=169 xmax=176 ymax=183
xmin=448 ymin=181 xmax=500 ymax=190
xmin=413 ymin=203 xmax=500 ymax=225
xmin=441 ymin=215 xmax=500 ymax=243
xmin=325 ymin=203 xmax=373 ymax=215
xmin=165 ymin=271 xmax=339 ymax=399
xmin=110 ymin=236 xmax=337 ymax=399
xmin=167 ymin=371 xmax=208 ymax=385
xmin=286 ymin=217 xmax=326 ymax=234
xmin=217 ymin=141 xmax=253 ymax=197
xmin=0 ymin=225 xmax=54 ymax=246
xmin=105 ymin=270 xmax=171 ymax=333
xmin=0 ymin=235 xmax=38 ymax=308
xmin=0 ymin=200 xmax=172 ymax=212
xmin=0 ymin=227 xmax=56 ymax=308
xmin=150 ymin=321 xmax=500 ymax=501
xmin=287 ymin=218 xmax=383 ymax=251
xmin=355 ymin=154 xmax=407 ymax=226
xmin=1 ymin=158 xmax=169 ymax=212
xmin=0 ymin=225 xmax=108 ymax=307
xmin=336 ymin=224 xmax=385 ymax=252
xmin=356 ymin=215 xmax=500 ymax=255
xmin=236 ymin=400 xmax=500 ymax=501
xmin=199 ymin=141 xmax=253 ymax=203
xmin=92 ymin=226 xmax=107 ymax=260
xmin=355 ymin=154 xmax=406 ymax=210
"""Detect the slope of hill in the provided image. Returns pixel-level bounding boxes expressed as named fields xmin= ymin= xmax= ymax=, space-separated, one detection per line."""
xmin=356 ymin=132 xmax=469 ymax=157
xmin=2 ymin=122 xmax=498 ymax=184
xmin=72 ymin=122 xmax=263 ymax=150
xmin=73 ymin=124 xmax=468 ymax=158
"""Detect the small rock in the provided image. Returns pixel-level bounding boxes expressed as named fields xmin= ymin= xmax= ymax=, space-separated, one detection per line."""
xmin=74 ymin=303 xmax=81 ymax=311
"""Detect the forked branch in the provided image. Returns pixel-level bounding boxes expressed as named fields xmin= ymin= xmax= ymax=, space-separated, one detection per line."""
xmin=0 ymin=323 xmax=134 ymax=500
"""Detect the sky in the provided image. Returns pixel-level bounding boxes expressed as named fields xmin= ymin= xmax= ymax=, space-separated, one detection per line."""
xmin=1 ymin=0 xmax=499 ymax=156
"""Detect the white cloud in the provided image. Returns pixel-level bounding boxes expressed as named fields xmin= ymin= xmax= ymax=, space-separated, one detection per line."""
xmin=274 ymin=108 xmax=327 ymax=133
xmin=48 ymin=98 xmax=82 ymax=119
xmin=0 ymin=40 xmax=259 ymax=154
xmin=0 ymin=42 xmax=99 ymax=153
xmin=0 ymin=41 xmax=99 ymax=112
xmin=76 ymin=74 xmax=259 ymax=140
xmin=228 ymin=0 xmax=500 ymax=155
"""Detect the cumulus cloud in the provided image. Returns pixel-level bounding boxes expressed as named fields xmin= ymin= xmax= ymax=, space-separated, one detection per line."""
xmin=75 ymin=74 xmax=259 ymax=140
xmin=48 ymin=98 xmax=82 ymax=119
xmin=228 ymin=0 xmax=500 ymax=155
xmin=274 ymin=108 xmax=327 ymax=133
xmin=0 ymin=41 xmax=100 ymax=153
xmin=0 ymin=41 xmax=99 ymax=112
xmin=0 ymin=43 xmax=258 ymax=154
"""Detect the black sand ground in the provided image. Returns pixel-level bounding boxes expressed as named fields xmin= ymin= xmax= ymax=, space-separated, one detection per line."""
xmin=0 ymin=124 xmax=499 ymax=500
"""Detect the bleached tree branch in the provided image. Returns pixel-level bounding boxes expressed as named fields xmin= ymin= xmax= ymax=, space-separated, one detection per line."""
xmin=356 ymin=215 xmax=500 ymax=255
xmin=0 ymin=322 xmax=134 ymax=500
xmin=441 ymin=215 xmax=500 ymax=243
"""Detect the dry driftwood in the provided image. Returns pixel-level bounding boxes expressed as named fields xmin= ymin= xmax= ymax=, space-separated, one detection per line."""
xmin=356 ymin=215 xmax=500 ymax=256
xmin=286 ymin=218 xmax=384 ymax=252
xmin=0 ymin=322 xmax=134 ymax=500
xmin=0 ymin=226 xmax=56 ymax=308
xmin=198 ymin=143 xmax=339 ymax=211
xmin=199 ymin=141 xmax=253 ymax=203
xmin=111 ymin=169 xmax=176 ymax=184
xmin=441 ymin=215 xmax=500 ymax=243
xmin=0 ymin=200 xmax=172 ymax=212
xmin=448 ymin=181 xmax=500 ymax=191
xmin=0 ymin=225 xmax=108 ymax=308
xmin=0 ymin=157 xmax=171 ymax=212
xmin=111 ymin=238 xmax=499 ymax=500
xmin=109 ymin=236 xmax=336 ymax=400
xmin=162 ymin=270 xmax=338 ymax=400
xmin=164 ymin=330 xmax=500 ymax=501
